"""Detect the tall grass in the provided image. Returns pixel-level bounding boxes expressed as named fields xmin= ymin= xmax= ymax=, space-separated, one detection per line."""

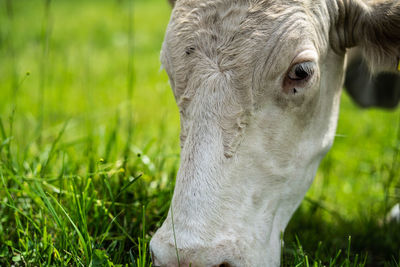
xmin=0 ymin=0 xmax=399 ymax=266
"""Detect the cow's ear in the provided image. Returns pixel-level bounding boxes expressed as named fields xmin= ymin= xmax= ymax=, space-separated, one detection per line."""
xmin=168 ymin=0 xmax=176 ymax=7
xmin=338 ymin=0 xmax=400 ymax=108
xmin=337 ymin=0 xmax=400 ymax=72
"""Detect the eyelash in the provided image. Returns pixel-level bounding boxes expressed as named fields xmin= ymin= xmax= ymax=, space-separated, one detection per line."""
xmin=283 ymin=61 xmax=316 ymax=95
xmin=288 ymin=62 xmax=315 ymax=81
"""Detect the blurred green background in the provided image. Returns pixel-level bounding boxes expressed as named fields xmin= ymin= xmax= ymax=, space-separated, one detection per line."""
xmin=0 ymin=0 xmax=399 ymax=266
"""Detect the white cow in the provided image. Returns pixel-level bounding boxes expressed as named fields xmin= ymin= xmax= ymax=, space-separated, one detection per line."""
xmin=150 ymin=0 xmax=400 ymax=266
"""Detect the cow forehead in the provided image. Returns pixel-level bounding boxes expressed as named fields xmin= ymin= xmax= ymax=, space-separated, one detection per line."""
xmin=166 ymin=0 xmax=327 ymax=46
xmin=162 ymin=0 xmax=331 ymax=112
xmin=161 ymin=0 xmax=334 ymax=159
xmin=163 ymin=0 xmax=329 ymax=87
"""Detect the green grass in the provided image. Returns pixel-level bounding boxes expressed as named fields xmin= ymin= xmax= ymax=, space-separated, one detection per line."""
xmin=0 ymin=0 xmax=399 ymax=266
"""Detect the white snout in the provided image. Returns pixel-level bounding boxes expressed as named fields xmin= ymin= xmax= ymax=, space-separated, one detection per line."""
xmin=150 ymin=230 xmax=242 ymax=267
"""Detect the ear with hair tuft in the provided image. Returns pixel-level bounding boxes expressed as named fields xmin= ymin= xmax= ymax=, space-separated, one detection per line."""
xmin=339 ymin=0 xmax=400 ymax=73
xmin=168 ymin=0 xmax=176 ymax=7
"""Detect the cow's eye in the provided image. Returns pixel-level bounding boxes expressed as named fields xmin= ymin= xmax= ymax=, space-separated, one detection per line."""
xmin=287 ymin=62 xmax=315 ymax=81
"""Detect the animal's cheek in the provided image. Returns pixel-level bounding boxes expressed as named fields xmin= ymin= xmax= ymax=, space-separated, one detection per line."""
xmin=179 ymin=134 xmax=187 ymax=149
xmin=179 ymin=121 xmax=189 ymax=148
xmin=273 ymin=82 xmax=321 ymax=122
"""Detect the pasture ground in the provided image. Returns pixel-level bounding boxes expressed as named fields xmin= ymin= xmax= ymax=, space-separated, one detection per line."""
xmin=0 ymin=0 xmax=399 ymax=266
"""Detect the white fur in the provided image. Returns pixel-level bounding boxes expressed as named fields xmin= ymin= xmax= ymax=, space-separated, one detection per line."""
xmin=150 ymin=0 xmax=400 ymax=266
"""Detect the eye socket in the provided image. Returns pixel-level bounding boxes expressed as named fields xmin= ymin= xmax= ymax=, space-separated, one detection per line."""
xmin=283 ymin=60 xmax=317 ymax=96
xmin=287 ymin=62 xmax=315 ymax=81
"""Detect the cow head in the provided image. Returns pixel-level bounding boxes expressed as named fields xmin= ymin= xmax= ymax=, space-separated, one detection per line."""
xmin=150 ymin=0 xmax=400 ymax=266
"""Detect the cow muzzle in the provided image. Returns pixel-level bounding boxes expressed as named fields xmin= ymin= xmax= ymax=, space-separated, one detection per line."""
xmin=150 ymin=232 xmax=239 ymax=267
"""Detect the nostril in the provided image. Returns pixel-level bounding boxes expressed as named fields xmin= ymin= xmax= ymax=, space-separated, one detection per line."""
xmin=218 ymin=263 xmax=231 ymax=267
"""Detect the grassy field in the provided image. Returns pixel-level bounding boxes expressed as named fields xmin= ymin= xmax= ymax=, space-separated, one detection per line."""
xmin=0 ymin=0 xmax=399 ymax=266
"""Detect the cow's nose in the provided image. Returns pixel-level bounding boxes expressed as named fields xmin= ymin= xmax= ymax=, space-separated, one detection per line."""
xmin=150 ymin=235 xmax=234 ymax=267
xmin=152 ymin=251 xmax=231 ymax=267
